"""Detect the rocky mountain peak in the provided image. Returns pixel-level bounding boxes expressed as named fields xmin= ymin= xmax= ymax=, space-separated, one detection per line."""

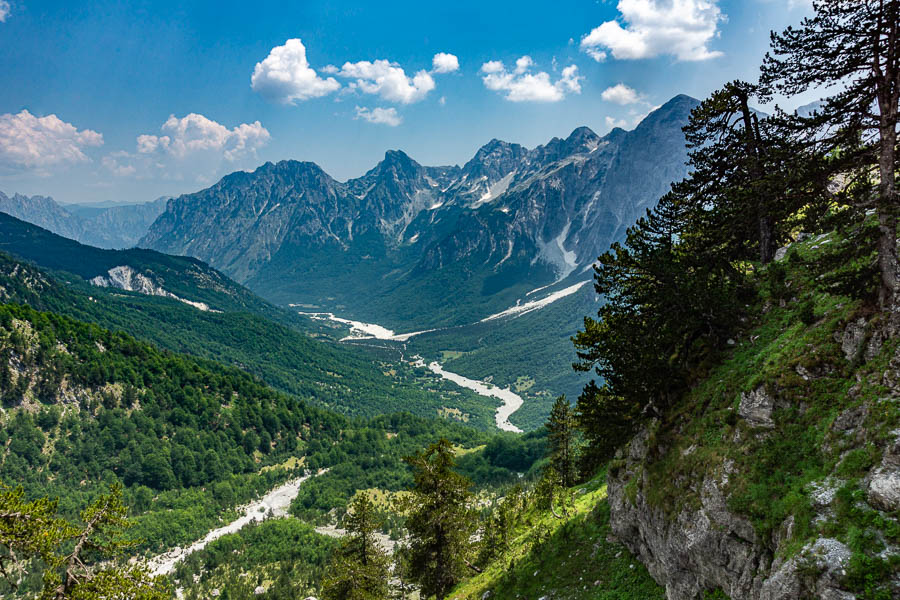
xmin=564 ymin=126 xmax=601 ymax=151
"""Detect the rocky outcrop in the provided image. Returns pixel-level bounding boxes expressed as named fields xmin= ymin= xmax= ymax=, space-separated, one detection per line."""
xmin=90 ymin=265 xmax=214 ymax=312
xmin=738 ymin=386 xmax=776 ymax=428
xmin=608 ymin=421 xmax=863 ymax=600
xmin=866 ymin=429 xmax=900 ymax=512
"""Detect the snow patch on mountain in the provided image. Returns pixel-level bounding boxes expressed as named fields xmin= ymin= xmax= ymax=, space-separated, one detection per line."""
xmin=472 ymin=171 xmax=516 ymax=208
xmin=480 ymin=280 xmax=589 ymax=322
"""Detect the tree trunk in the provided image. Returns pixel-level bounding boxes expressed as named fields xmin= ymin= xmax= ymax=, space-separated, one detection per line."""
xmin=876 ymin=122 xmax=898 ymax=310
xmin=759 ymin=214 xmax=776 ymax=264
xmin=737 ymin=90 xmax=773 ymax=264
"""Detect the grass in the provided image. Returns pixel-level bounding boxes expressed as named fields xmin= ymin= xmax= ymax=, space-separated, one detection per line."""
xmin=450 ymin=473 xmax=665 ymax=600
xmin=615 ymin=230 xmax=899 ymax=598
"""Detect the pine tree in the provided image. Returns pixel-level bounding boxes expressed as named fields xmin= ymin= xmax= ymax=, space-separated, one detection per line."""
xmin=575 ymin=381 xmax=641 ymax=476
xmin=761 ymin=0 xmax=900 ymax=307
xmin=0 ymin=481 xmax=170 ymax=599
xmin=321 ymin=494 xmax=390 ymax=600
xmin=573 ymin=192 xmax=746 ymax=465
xmin=678 ymin=81 xmax=828 ymax=265
xmin=403 ymin=438 xmax=475 ymax=600
xmin=545 ymin=395 xmax=577 ymax=488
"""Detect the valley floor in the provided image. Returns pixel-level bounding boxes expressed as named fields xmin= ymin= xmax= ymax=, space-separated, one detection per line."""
xmin=148 ymin=470 xmax=325 ymax=576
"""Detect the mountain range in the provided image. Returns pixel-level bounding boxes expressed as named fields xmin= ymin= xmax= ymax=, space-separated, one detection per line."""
xmin=140 ymin=94 xmax=700 ymax=329
xmin=0 ymin=192 xmax=167 ymax=249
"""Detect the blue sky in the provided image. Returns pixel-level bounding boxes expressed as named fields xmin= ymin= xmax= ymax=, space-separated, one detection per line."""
xmin=0 ymin=0 xmax=814 ymax=205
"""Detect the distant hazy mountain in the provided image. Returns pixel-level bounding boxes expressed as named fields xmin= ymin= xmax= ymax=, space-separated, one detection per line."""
xmin=141 ymin=94 xmax=699 ymax=327
xmin=796 ymin=99 xmax=826 ymax=118
xmin=0 ymin=192 xmax=167 ymax=249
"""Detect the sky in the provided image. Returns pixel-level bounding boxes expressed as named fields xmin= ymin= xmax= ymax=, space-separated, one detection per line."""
xmin=0 ymin=0 xmax=816 ymax=205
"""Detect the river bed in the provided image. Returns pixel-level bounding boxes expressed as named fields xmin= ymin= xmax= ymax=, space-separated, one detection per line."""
xmin=294 ymin=308 xmax=526 ymax=431
xmin=148 ymin=471 xmax=319 ymax=576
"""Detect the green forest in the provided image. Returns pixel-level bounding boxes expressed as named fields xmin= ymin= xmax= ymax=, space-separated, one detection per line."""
xmin=1 ymin=1 xmax=899 ymax=599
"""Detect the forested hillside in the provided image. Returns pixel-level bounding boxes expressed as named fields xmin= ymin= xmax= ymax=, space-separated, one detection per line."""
xmin=0 ymin=300 xmax=534 ymax=597
xmin=0 ymin=221 xmax=500 ymax=428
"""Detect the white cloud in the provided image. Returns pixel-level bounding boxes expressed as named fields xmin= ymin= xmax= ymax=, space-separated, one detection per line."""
xmin=251 ymin=39 xmax=340 ymax=104
xmin=354 ymin=106 xmax=402 ymax=127
xmin=102 ymin=152 xmax=137 ymax=177
xmin=432 ymin=52 xmax=459 ymax=73
xmin=581 ymin=0 xmax=724 ymax=62
xmin=0 ymin=110 xmax=103 ymax=173
xmin=601 ymin=83 xmax=641 ymax=105
xmin=153 ymin=114 xmax=270 ymax=161
xmin=104 ymin=114 xmax=270 ymax=178
xmin=605 ymin=116 xmax=629 ymax=129
xmin=0 ymin=1 xmax=10 ymax=22
xmin=480 ymin=57 xmax=582 ymax=102
xmin=337 ymin=60 xmax=435 ymax=104
xmin=514 ymin=56 xmax=534 ymax=74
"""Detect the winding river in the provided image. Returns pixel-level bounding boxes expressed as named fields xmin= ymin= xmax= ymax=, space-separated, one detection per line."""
xmin=148 ymin=471 xmax=321 ymax=576
xmin=295 ymin=310 xmax=527 ymax=432
xmin=424 ymin=360 xmax=523 ymax=433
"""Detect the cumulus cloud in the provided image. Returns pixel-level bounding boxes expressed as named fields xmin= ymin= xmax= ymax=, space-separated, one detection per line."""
xmin=337 ymin=60 xmax=435 ymax=104
xmin=432 ymin=52 xmax=459 ymax=73
xmin=581 ymin=0 xmax=724 ymax=62
xmin=104 ymin=113 xmax=270 ymax=178
xmin=0 ymin=1 xmax=10 ymax=22
xmin=148 ymin=113 xmax=270 ymax=161
xmin=0 ymin=110 xmax=103 ymax=173
xmin=601 ymin=83 xmax=642 ymax=105
xmin=480 ymin=57 xmax=582 ymax=102
xmin=605 ymin=116 xmax=629 ymax=129
xmin=251 ymin=38 xmax=340 ymax=104
xmin=354 ymin=106 xmax=402 ymax=127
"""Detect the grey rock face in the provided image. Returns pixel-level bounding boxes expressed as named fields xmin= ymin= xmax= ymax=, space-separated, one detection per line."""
xmin=608 ymin=425 xmax=861 ymax=600
xmin=838 ymin=318 xmax=868 ymax=361
xmin=0 ymin=191 xmax=166 ymax=249
xmin=738 ymin=386 xmax=776 ymax=428
xmin=760 ymin=538 xmax=853 ymax=600
xmin=868 ymin=467 xmax=900 ymax=512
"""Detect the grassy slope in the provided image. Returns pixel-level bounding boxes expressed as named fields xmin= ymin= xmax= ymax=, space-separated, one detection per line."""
xmin=616 ymin=230 xmax=900 ymax=598
xmin=451 ymin=473 xmax=664 ymax=600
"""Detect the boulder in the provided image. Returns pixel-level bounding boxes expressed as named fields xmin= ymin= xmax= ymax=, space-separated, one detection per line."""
xmin=837 ymin=318 xmax=867 ymax=361
xmin=738 ymin=386 xmax=776 ymax=428
xmin=868 ymin=466 xmax=900 ymax=512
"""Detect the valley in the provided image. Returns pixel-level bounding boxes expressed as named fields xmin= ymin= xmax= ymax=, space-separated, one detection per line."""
xmin=3 ymin=3 xmax=899 ymax=594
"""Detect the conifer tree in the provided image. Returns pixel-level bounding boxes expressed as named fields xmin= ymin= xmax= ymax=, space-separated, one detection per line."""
xmin=761 ymin=0 xmax=900 ymax=307
xmin=403 ymin=438 xmax=475 ymax=600
xmin=322 ymin=494 xmax=390 ymax=600
xmin=573 ymin=192 xmax=746 ymax=465
xmin=545 ymin=395 xmax=577 ymax=488
xmin=0 ymin=481 xmax=170 ymax=599
xmin=678 ymin=81 xmax=827 ymax=265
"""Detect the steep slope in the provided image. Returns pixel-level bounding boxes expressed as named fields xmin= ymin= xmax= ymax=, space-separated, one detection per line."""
xmin=450 ymin=472 xmax=665 ymax=600
xmin=0 ymin=191 xmax=166 ymax=248
xmin=141 ymin=95 xmax=699 ymax=328
xmin=0 ymin=211 xmax=275 ymax=314
xmin=606 ymin=233 xmax=900 ymax=599
xmin=0 ymin=217 xmax=498 ymax=428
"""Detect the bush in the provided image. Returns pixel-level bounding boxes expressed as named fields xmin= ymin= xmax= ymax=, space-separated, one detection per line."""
xmin=798 ymin=300 xmax=816 ymax=325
